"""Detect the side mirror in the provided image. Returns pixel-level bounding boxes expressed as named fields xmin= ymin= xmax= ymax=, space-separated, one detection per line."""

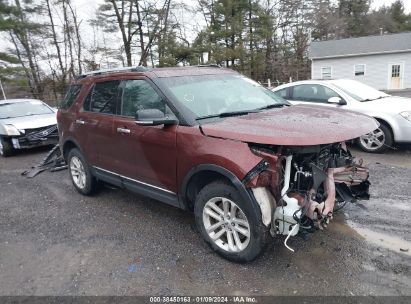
xmin=135 ymin=109 xmax=178 ymax=126
xmin=327 ymin=96 xmax=346 ymax=105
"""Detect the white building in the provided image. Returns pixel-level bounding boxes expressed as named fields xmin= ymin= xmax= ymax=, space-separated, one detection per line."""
xmin=309 ymin=32 xmax=411 ymax=90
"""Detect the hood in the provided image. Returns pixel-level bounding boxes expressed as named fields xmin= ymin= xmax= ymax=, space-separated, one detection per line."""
xmin=363 ymin=95 xmax=411 ymax=113
xmin=200 ymin=104 xmax=379 ymax=146
xmin=1 ymin=113 xmax=57 ymax=130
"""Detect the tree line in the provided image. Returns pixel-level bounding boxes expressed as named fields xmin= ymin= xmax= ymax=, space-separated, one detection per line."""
xmin=0 ymin=0 xmax=410 ymax=103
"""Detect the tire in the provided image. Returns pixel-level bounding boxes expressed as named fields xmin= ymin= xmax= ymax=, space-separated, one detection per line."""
xmin=194 ymin=180 xmax=270 ymax=262
xmin=0 ymin=137 xmax=14 ymax=157
xmin=67 ymin=148 xmax=98 ymax=195
xmin=333 ymin=199 xmax=347 ymax=212
xmin=357 ymin=123 xmax=393 ymax=153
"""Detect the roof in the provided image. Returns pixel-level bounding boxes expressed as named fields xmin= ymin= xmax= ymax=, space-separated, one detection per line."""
xmin=309 ymin=32 xmax=411 ymax=59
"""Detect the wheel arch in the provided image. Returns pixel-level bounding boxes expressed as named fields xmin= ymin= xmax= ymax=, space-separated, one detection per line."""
xmin=181 ymin=164 xmax=254 ymax=212
xmin=373 ymin=117 xmax=394 ymax=138
xmin=62 ymin=138 xmax=85 ymax=162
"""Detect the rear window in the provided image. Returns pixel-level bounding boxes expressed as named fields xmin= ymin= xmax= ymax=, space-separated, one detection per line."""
xmin=60 ymin=85 xmax=82 ymax=109
xmin=83 ymin=81 xmax=120 ymax=114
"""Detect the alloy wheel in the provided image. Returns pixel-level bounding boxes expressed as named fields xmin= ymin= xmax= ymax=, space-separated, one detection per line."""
xmin=359 ymin=127 xmax=385 ymax=151
xmin=70 ymin=156 xmax=86 ymax=189
xmin=202 ymin=197 xmax=250 ymax=252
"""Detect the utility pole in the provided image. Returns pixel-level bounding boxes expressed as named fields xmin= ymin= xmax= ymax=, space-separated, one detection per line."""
xmin=0 ymin=80 xmax=6 ymax=100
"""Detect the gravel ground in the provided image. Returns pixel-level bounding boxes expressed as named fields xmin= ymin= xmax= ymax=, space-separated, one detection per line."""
xmin=0 ymin=145 xmax=410 ymax=296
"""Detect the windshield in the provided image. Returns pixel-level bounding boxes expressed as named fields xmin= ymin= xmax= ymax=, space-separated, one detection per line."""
xmin=0 ymin=100 xmax=53 ymax=119
xmin=332 ymin=79 xmax=389 ymax=102
xmin=159 ymin=74 xmax=289 ymax=119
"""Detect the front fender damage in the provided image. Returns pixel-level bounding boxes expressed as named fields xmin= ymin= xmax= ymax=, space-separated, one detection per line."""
xmin=251 ymin=187 xmax=276 ymax=227
xmin=243 ymin=142 xmax=370 ymax=252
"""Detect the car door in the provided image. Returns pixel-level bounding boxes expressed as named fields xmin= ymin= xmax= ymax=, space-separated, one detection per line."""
xmin=289 ymin=84 xmax=345 ymax=108
xmin=75 ymin=80 xmax=120 ymax=170
xmin=112 ymin=78 xmax=178 ymax=195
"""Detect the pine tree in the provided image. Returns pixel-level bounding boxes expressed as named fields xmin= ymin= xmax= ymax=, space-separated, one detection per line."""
xmin=0 ymin=0 xmax=44 ymax=98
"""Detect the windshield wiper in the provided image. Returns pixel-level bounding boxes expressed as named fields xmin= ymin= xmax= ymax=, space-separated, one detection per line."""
xmin=196 ymin=110 xmax=258 ymax=121
xmin=196 ymin=103 xmax=289 ymax=121
xmin=25 ymin=113 xmax=50 ymax=116
xmin=257 ymin=103 xmax=289 ymax=111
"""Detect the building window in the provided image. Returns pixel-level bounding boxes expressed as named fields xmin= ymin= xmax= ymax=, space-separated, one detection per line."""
xmin=354 ymin=64 xmax=365 ymax=76
xmin=391 ymin=64 xmax=400 ymax=78
xmin=321 ymin=67 xmax=332 ymax=79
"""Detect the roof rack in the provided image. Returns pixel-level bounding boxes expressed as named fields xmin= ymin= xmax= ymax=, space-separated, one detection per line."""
xmin=75 ymin=66 xmax=149 ymax=79
xmin=196 ymin=64 xmax=222 ymax=68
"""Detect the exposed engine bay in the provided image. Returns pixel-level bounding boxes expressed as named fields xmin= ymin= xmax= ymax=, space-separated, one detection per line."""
xmin=245 ymin=142 xmax=370 ymax=251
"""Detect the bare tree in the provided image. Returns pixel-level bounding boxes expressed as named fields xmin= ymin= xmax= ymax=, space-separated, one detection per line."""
xmin=9 ymin=0 xmax=43 ymax=98
xmin=67 ymin=1 xmax=83 ymax=74
xmin=45 ymin=0 xmax=66 ymax=82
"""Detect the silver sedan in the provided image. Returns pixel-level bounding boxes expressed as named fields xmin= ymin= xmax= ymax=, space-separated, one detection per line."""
xmin=272 ymin=79 xmax=411 ymax=153
xmin=0 ymin=99 xmax=58 ymax=157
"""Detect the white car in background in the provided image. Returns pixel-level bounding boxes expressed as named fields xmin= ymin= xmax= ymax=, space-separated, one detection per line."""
xmin=0 ymin=99 xmax=58 ymax=157
xmin=272 ymin=79 xmax=411 ymax=153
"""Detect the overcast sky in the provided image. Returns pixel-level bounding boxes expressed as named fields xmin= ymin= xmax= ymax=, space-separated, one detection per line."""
xmin=73 ymin=0 xmax=411 ymax=20
xmin=373 ymin=0 xmax=411 ymax=12
xmin=1 ymin=0 xmax=410 ymax=64
xmin=70 ymin=0 xmax=411 ymax=43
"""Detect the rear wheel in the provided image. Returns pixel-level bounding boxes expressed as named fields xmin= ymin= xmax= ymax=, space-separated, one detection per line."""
xmin=357 ymin=124 xmax=393 ymax=153
xmin=194 ymin=181 xmax=269 ymax=262
xmin=0 ymin=137 xmax=14 ymax=157
xmin=67 ymin=148 xmax=98 ymax=195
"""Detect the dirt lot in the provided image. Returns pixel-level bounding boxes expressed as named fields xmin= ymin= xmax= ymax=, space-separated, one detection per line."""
xmin=0 ymin=144 xmax=410 ymax=296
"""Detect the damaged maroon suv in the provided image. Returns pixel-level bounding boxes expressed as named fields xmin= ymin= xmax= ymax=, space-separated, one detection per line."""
xmin=58 ymin=66 xmax=378 ymax=262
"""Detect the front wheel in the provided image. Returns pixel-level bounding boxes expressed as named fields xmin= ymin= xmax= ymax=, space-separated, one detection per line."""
xmin=67 ymin=148 xmax=98 ymax=195
xmin=333 ymin=198 xmax=347 ymax=212
xmin=194 ymin=181 xmax=269 ymax=262
xmin=0 ymin=137 xmax=14 ymax=157
xmin=357 ymin=124 xmax=393 ymax=153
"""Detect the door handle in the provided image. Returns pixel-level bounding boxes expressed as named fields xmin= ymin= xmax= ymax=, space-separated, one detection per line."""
xmin=75 ymin=119 xmax=86 ymax=125
xmin=117 ymin=127 xmax=131 ymax=134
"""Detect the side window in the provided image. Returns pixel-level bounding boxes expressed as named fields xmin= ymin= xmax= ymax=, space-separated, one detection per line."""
xmin=120 ymin=80 xmax=166 ymax=117
xmin=83 ymin=80 xmax=120 ymax=114
xmin=291 ymin=84 xmax=340 ymax=103
xmin=60 ymin=84 xmax=82 ymax=109
xmin=322 ymin=86 xmax=341 ymax=101
xmin=275 ymin=88 xmax=288 ymax=99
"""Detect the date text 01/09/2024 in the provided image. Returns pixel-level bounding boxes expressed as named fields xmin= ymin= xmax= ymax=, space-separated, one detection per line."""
xmin=149 ymin=296 xmax=257 ymax=303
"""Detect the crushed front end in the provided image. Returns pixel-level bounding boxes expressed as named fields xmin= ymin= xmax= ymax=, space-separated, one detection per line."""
xmin=244 ymin=142 xmax=370 ymax=251
xmin=10 ymin=125 xmax=59 ymax=150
